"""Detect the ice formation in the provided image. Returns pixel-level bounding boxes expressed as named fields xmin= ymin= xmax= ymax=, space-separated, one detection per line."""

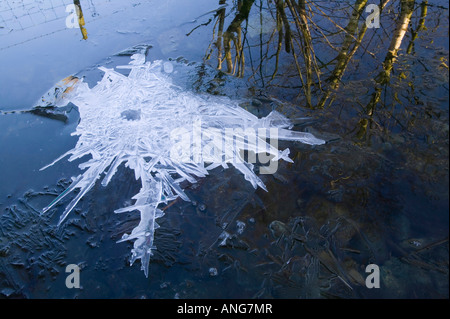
xmin=40 ymin=53 xmax=325 ymax=277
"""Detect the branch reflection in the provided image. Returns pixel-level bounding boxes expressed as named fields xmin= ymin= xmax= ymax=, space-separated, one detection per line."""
xmin=188 ymin=0 xmax=443 ymax=142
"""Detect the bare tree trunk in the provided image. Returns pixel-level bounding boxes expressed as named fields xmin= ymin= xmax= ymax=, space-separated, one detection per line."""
xmin=358 ymin=0 xmax=415 ymax=140
xmin=366 ymin=0 xmax=415 ymax=116
xmin=317 ymin=0 xmax=369 ymax=108
xmin=222 ymin=0 xmax=255 ymax=74
xmin=283 ymin=0 xmax=312 ymax=106
xmin=74 ymin=0 xmax=88 ymax=40
xmin=407 ymin=1 xmax=428 ymax=54
xmin=216 ymin=0 xmax=227 ymax=70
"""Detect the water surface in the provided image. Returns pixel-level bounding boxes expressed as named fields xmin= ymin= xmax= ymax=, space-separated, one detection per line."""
xmin=0 ymin=0 xmax=448 ymax=299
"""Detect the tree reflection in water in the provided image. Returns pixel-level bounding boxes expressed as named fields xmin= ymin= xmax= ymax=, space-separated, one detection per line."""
xmin=188 ymin=0 xmax=447 ymax=142
xmin=184 ymin=0 xmax=448 ymax=298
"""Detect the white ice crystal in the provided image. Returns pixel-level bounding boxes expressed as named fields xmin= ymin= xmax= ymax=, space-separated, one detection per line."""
xmin=40 ymin=54 xmax=325 ymax=277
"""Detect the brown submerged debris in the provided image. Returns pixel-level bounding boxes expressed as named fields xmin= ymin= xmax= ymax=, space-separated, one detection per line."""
xmin=259 ymin=215 xmax=374 ymax=297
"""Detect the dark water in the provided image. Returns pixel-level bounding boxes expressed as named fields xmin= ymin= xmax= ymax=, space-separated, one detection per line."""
xmin=0 ymin=0 xmax=448 ymax=299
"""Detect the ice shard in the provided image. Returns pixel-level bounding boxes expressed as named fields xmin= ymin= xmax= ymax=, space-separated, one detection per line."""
xmin=40 ymin=53 xmax=325 ymax=277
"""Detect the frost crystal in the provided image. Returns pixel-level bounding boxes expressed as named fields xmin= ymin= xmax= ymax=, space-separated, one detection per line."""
xmin=40 ymin=54 xmax=325 ymax=277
